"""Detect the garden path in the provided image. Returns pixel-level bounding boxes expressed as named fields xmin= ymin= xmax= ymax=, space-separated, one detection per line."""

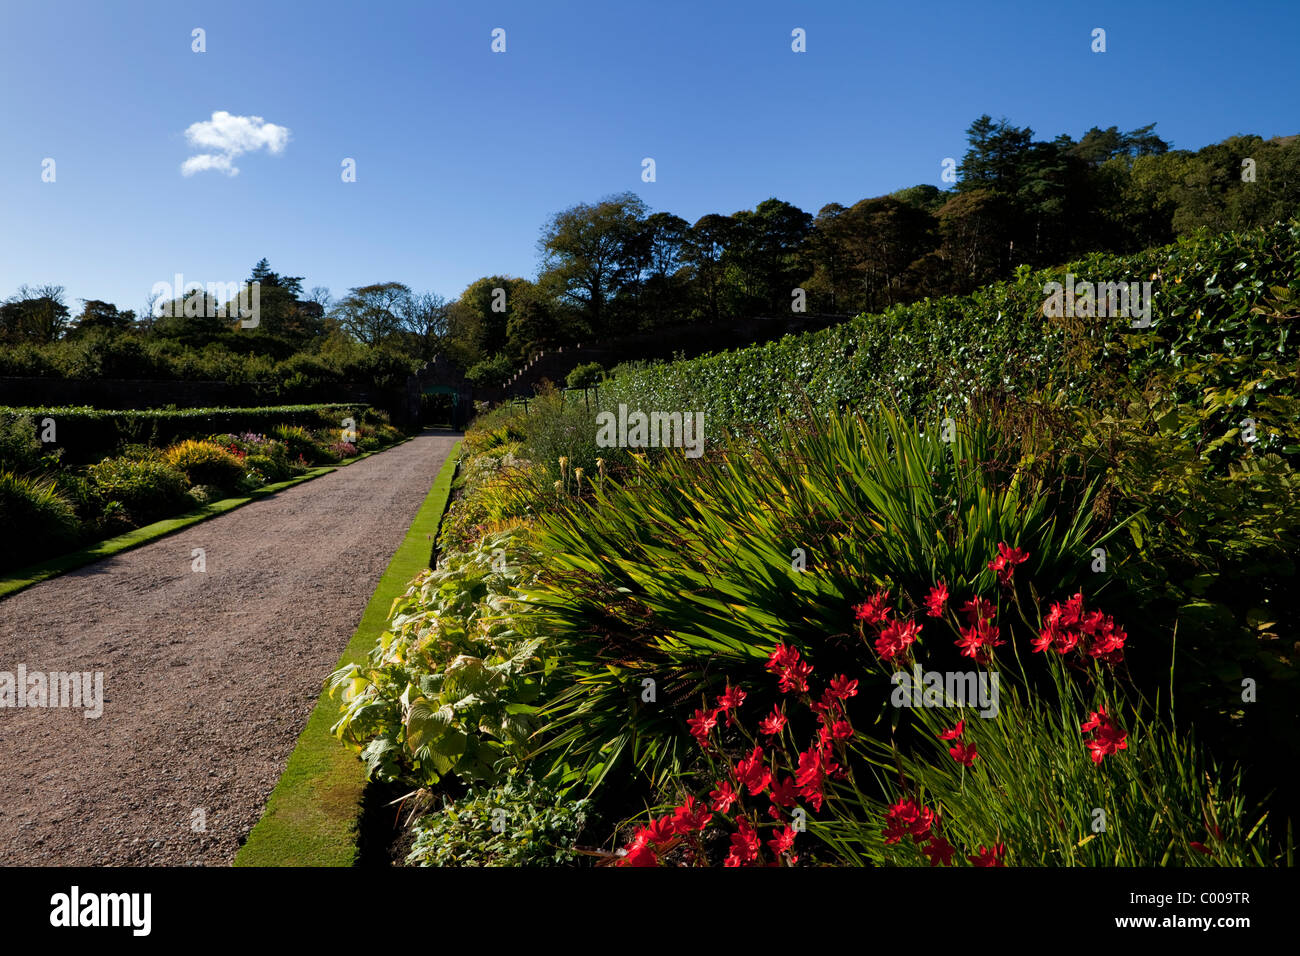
xmin=0 ymin=431 xmax=460 ymax=865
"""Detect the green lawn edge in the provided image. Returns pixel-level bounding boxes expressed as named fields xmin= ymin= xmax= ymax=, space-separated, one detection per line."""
xmin=233 ymin=438 xmax=463 ymax=868
xmin=0 ymin=438 xmax=413 ymax=602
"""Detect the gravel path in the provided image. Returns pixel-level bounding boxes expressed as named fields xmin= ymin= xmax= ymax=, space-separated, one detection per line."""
xmin=0 ymin=431 xmax=459 ymax=866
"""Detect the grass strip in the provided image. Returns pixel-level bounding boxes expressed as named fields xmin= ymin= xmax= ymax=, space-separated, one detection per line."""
xmin=233 ymin=439 xmax=462 ymax=867
xmin=0 ymin=438 xmax=411 ymax=602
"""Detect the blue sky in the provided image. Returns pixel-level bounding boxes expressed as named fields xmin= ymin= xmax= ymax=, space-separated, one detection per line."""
xmin=2 ymin=0 xmax=1297 ymax=315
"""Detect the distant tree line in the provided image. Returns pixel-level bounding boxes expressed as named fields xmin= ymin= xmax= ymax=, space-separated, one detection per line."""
xmin=4 ymin=117 xmax=1297 ymax=388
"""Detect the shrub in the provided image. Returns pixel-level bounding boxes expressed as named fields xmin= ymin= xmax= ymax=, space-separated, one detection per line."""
xmin=466 ymin=353 xmax=513 ymax=387
xmin=406 ymin=775 xmax=591 ymax=867
xmin=244 ymin=453 xmax=291 ymax=482
xmin=329 ymin=528 xmax=545 ymax=789
xmin=0 ymin=470 xmax=79 ymax=570
xmin=271 ymin=424 xmax=330 ymax=465
xmin=86 ymin=457 xmax=191 ymax=523
xmin=0 ymin=415 xmax=47 ymax=473
xmin=163 ymin=439 xmax=247 ymax=490
xmin=565 ymin=361 xmax=604 ymax=389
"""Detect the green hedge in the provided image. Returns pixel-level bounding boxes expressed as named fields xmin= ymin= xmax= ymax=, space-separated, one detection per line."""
xmin=596 ymin=219 xmax=1300 ymax=451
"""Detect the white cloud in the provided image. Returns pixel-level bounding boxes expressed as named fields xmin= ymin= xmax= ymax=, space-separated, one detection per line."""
xmin=180 ymin=111 xmax=290 ymax=177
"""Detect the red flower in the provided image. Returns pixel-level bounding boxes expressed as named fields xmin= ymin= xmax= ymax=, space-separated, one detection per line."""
xmin=724 ymin=817 xmax=762 ymax=867
xmin=687 ymin=706 xmax=718 ymax=746
xmin=795 ymin=747 xmax=838 ymax=811
xmin=828 ymin=674 xmax=859 ymax=701
xmin=766 ymin=643 xmax=801 ymax=674
xmin=710 ymin=780 xmax=738 ymax=813
xmin=1081 ymin=707 xmax=1128 ymax=764
xmin=988 ymin=542 xmax=1029 ymax=586
xmin=923 ymin=582 xmax=949 ymax=617
xmin=948 ymin=740 xmax=978 ymax=766
xmin=1189 ymin=841 xmax=1211 ymax=855
xmin=938 ymin=720 xmax=965 ymax=741
xmin=735 ymin=746 xmax=772 ymax=796
xmin=768 ymin=776 xmax=799 ymax=809
xmin=875 ymin=618 xmax=922 ymax=660
xmin=1087 ymin=616 xmax=1128 ymax=664
xmin=778 ymin=659 xmax=813 ymax=694
xmin=766 ymin=826 xmax=797 ymax=858
xmin=766 ymin=643 xmax=814 ymax=693
xmin=671 ymin=795 xmax=713 ymax=835
xmin=716 ymin=683 xmax=746 ymax=725
xmin=621 ymin=843 xmax=658 ymax=866
xmin=757 ymin=705 xmax=788 ymax=737
xmin=955 ymin=619 xmax=1004 ymax=664
xmin=922 ymin=834 xmax=955 ymax=866
xmin=1054 ymin=592 xmax=1085 ymax=629
xmin=643 ymin=814 xmax=677 ymax=846
xmin=826 ymin=720 xmax=853 ymax=742
xmin=960 ymin=596 xmax=995 ymax=625
xmin=1031 ymin=620 xmax=1069 ymax=654
xmin=968 ymin=843 xmax=1006 ymax=866
xmin=882 ymin=798 xmax=934 ymax=845
xmin=853 ymin=589 xmax=892 ymax=626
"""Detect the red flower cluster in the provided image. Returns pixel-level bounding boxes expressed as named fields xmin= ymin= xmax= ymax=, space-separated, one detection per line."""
xmin=620 ymin=794 xmax=715 ymax=866
xmin=923 ymin=582 xmax=949 ymax=617
xmin=766 ymin=643 xmax=813 ymax=693
xmin=796 ymin=671 xmax=856 ymax=810
xmin=632 ymin=652 xmax=861 ymax=866
xmin=726 ymin=817 xmax=762 ymax=867
xmin=938 ymin=719 xmax=978 ymax=766
xmin=854 ymin=590 xmax=922 ymax=661
xmin=954 ymin=598 xmax=1005 ymax=664
xmin=1080 ymin=706 xmax=1128 ymax=764
xmin=882 ymin=798 xmax=934 ymax=844
xmin=1032 ymin=593 xmax=1128 ymax=664
xmin=687 ymin=681 xmax=749 ymax=746
xmin=875 ymin=618 xmax=922 ymax=660
xmin=882 ymin=798 xmax=959 ymax=866
xmin=852 ymin=589 xmax=892 ymax=626
xmin=968 ymin=843 xmax=1007 ymax=866
xmin=988 ymin=542 xmax=1029 ymax=586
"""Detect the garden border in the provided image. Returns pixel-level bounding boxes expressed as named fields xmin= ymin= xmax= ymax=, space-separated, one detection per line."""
xmin=0 ymin=438 xmax=413 ymax=602
xmin=233 ymin=439 xmax=462 ymax=867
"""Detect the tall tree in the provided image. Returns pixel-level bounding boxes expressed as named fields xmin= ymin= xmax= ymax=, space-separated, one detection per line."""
xmin=0 ymin=285 xmax=71 ymax=343
xmin=682 ymin=213 xmax=737 ymax=323
xmin=330 ymin=282 xmax=412 ymax=347
xmin=537 ymin=192 xmax=648 ymax=334
xmin=68 ymin=300 xmax=135 ymax=338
